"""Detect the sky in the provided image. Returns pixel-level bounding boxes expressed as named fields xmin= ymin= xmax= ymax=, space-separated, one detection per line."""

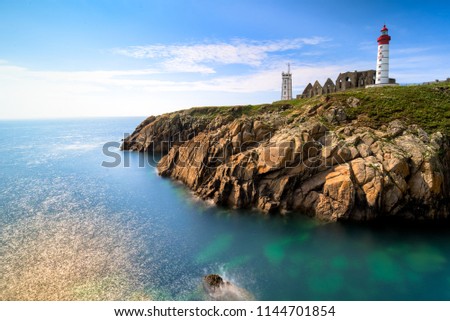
xmin=1 ymin=0 xmax=450 ymax=119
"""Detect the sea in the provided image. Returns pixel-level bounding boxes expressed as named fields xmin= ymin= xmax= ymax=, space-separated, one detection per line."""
xmin=1 ymin=117 xmax=450 ymax=300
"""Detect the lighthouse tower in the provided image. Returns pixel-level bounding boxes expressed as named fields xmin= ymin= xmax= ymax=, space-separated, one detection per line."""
xmin=281 ymin=63 xmax=292 ymax=100
xmin=375 ymin=25 xmax=391 ymax=85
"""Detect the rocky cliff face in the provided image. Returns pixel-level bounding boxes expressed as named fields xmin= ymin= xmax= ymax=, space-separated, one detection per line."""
xmin=122 ymin=94 xmax=450 ymax=222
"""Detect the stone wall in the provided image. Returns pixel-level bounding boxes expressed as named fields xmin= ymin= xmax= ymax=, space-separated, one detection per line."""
xmin=299 ymin=70 xmax=378 ymax=99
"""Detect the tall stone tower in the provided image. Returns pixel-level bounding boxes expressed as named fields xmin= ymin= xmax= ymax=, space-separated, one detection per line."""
xmin=281 ymin=63 xmax=292 ymax=100
xmin=375 ymin=25 xmax=391 ymax=85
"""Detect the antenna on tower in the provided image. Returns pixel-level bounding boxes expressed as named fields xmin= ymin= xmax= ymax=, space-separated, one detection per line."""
xmin=287 ymin=63 xmax=291 ymax=74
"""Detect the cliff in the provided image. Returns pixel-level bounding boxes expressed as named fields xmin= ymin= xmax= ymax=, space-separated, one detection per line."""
xmin=122 ymin=83 xmax=450 ymax=222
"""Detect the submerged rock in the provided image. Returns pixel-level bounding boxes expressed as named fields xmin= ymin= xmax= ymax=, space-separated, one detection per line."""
xmin=202 ymin=274 xmax=254 ymax=301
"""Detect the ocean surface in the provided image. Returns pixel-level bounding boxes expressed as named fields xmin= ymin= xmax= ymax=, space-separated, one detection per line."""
xmin=1 ymin=117 xmax=450 ymax=300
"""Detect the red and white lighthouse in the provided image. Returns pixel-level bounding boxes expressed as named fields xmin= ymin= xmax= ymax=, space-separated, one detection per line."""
xmin=375 ymin=25 xmax=391 ymax=85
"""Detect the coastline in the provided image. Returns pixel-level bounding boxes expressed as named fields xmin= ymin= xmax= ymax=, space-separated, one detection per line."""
xmin=122 ymin=83 xmax=450 ymax=222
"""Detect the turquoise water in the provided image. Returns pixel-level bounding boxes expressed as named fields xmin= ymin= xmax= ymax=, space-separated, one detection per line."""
xmin=1 ymin=118 xmax=450 ymax=300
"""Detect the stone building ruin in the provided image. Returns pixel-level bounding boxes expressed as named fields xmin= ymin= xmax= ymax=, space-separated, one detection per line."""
xmin=298 ymin=70 xmax=383 ymax=98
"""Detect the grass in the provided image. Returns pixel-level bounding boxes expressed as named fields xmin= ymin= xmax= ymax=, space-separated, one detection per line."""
xmin=166 ymin=82 xmax=450 ymax=135
xmin=332 ymin=83 xmax=450 ymax=134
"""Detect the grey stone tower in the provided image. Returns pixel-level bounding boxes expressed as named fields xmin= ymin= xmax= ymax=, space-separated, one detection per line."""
xmin=281 ymin=63 xmax=292 ymax=100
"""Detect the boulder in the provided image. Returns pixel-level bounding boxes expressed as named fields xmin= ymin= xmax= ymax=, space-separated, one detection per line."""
xmin=202 ymin=274 xmax=254 ymax=301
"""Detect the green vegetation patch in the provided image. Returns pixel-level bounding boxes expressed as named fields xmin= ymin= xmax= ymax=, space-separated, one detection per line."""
xmin=335 ymin=83 xmax=450 ymax=134
xmin=168 ymin=82 xmax=449 ymax=135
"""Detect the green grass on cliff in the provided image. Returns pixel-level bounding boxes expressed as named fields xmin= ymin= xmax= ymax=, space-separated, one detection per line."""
xmin=333 ymin=83 xmax=450 ymax=134
xmin=179 ymin=82 xmax=450 ymax=134
xmin=286 ymin=82 xmax=450 ymax=134
xmin=182 ymin=103 xmax=283 ymax=118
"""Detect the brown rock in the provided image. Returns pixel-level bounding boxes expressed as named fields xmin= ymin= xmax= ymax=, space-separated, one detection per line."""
xmin=356 ymin=143 xmax=372 ymax=158
xmin=124 ymin=101 xmax=449 ymax=222
xmin=315 ymin=165 xmax=355 ymax=221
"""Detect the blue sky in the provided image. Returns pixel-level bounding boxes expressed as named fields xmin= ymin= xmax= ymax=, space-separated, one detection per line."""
xmin=1 ymin=0 xmax=449 ymax=119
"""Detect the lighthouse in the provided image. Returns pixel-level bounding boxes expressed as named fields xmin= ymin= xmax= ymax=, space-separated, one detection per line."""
xmin=375 ymin=25 xmax=391 ymax=85
xmin=281 ymin=63 xmax=292 ymax=100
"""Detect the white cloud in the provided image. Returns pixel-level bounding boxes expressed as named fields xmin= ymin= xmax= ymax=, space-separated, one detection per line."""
xmin=1 ymin=36 xmax=449 ymax=119
xmin=113 ymin=37 xmax=328 ymax=73
xmin=0 ymin=58 xmax=349 ymax=119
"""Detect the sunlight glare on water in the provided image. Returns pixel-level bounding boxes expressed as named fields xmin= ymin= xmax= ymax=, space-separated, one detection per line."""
xmin=1 ymin=118 xmax=450 ymax=301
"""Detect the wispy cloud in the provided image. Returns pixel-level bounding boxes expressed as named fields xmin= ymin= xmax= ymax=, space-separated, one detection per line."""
xmin=113 ymin=37 xmax=328 ymax=73
xmin=0 ymin=60 xmax=355 ymax=96
xmin=0 ymin=60 xmax=357 ymax=120
xmin=2 ymin=36 xmax=449 ymax=119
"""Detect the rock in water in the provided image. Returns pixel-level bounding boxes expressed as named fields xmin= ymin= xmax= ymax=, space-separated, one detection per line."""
xmin=202 ymin=274 xmax=254 ymax=301
xmin=203 ymin=274 xmax=224 ymax=289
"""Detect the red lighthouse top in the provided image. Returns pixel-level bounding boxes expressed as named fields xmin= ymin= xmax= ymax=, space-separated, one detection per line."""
xmin=377 ymin=24 xmax=391 ymax=45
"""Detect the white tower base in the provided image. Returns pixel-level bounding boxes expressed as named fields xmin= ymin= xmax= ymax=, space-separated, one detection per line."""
xmin=376 ymin=44 xmax=390 ymax=84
